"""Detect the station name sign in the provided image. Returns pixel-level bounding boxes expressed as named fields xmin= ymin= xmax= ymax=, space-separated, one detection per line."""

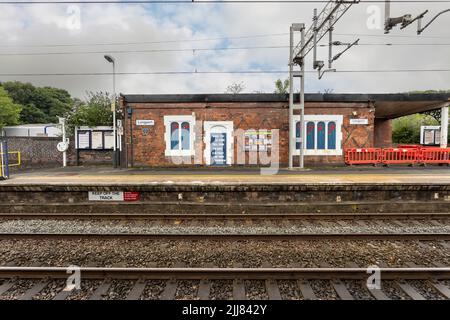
xmin=136 ymin=120 xmax=155 ymax=126
xmin=88 ymin=191 xmax=140 ymax=201
xmin=350 ymin=118 xmax=368 ymax=125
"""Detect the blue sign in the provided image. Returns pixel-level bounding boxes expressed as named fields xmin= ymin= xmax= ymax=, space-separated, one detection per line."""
xmin=210 ymin=133 xmax=227 ymax=166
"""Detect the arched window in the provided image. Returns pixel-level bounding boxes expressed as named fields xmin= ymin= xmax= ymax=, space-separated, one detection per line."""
xmin=317 ymin=121 xmax=325 ymax=149
xmin=181 ymin=122 xmax=190 ymax=150
xmin=328 ymin=121 xmax=336 ymax=150
xmin=306 ymin=122 xmax=315 ymax=150
xmin=170 ymin=122 xmax=179 ymax=150
xmin=295 ymin=121 xmax=301 ymax=150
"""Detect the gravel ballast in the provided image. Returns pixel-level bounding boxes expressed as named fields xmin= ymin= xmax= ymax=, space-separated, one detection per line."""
xmin=0 ymin=239 xmax=448 ymax=268
xmin=0 ymin=218 xmax=448 ymax=300
xmin=0 ymin=219 xmax=449 ymax=234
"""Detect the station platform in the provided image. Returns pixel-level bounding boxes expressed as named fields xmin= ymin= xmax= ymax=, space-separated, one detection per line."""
xmin=1 ymin=167 xmax=450 ymax=214
xmin=1 ymin=166 xmax=450 ymax=186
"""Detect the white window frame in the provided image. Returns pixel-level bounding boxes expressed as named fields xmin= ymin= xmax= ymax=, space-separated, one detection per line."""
xmin=164 ymin=115 xmax=196 ymax=157
xmin=293 ymin=115 xmax=343 ymax=156
xmin=203 ymin=121 xmax=234 ymax=166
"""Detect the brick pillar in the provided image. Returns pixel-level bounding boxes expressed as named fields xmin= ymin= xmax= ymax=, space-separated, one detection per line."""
xmin=374 ymin=118 xmax=392 ymax=148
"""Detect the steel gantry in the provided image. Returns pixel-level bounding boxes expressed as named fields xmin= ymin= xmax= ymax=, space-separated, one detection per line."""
xmin=288 ymin=0 xmax=359 ymax=169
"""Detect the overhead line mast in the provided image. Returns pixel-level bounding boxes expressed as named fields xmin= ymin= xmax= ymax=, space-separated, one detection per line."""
xmin=288 ymin=0 xmax=360 ymax=169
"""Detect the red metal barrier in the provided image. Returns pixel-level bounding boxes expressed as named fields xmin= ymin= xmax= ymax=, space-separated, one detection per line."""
xmin=382 ymin=148 xmax=419 ymax=165
xmin=345 ymin=147 xmax=450 ymax=166
xmin=420 ymin=147 xmax=450 ymax=164
xmin=345 ymin=148 xmax=381 ymax=165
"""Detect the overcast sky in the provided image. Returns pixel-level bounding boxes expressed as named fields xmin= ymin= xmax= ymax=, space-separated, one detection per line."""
xmin=0 ymin=0 xmax=449 ymax=99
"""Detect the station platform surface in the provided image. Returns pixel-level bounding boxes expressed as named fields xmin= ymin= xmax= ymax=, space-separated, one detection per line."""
xmin=1 ymin=166 xmax=450 ymax=186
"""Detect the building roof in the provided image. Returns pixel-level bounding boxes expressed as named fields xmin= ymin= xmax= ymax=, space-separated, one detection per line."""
xmin=121 ymin=93 xmax=450 ymax=119
xmin=2 ymin=124 xmax=58 ymax=129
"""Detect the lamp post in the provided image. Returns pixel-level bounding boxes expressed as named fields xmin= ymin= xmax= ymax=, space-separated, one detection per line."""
xmin=104 ymin=54 xmax=118 ymax=168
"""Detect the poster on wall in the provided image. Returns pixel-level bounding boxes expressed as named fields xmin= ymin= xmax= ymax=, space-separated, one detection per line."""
xmin=91 ymin=131 xmax=104 ymax=149
xmin=435 ymin=131 xmax=441 ymax=145
xmin=244 ymin=130 xmax=273 ymax=152
xmin=104 ymin=131 xmax=114 ymax=149
xmin=210 ymin=132 xmax=227 ymax=165
xmin=77 ymin=131 xmax=91 ymax=149
xmin=423 ymin=130 xmax=435 ymax=145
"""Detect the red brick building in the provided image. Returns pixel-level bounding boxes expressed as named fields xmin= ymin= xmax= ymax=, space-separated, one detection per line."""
xmin=119 ymin=93 xmax=449 ymax=167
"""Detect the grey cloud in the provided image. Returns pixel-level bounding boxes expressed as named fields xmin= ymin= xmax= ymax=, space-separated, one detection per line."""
xmin=0 ymin=2 xmax=449 ymax=98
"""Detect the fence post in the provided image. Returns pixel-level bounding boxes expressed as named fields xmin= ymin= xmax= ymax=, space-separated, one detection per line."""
xmin=0 ymin=138 xmax=9 ymax=179
xmin=440 ymin=105 xmax=449 ymax=148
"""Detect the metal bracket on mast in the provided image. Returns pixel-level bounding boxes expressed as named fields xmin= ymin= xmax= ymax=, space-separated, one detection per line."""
xmin=417 ymin=9 xmax=449 ymax=35
xmin=331 ymin=38 xmax=359 ymax=63
xmin=293 ymin=0 xmax=359 ymax=61
xmin=288 ymin=1 xmax=359 ymax=169
xmin=384 ymin=0 xmax=429 ymax=34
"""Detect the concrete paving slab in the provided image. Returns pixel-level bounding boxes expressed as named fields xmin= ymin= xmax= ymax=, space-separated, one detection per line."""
xmin=1 ymin=166 xmax=450 ymax=186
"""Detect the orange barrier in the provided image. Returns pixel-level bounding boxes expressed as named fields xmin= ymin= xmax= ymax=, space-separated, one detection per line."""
xmin=382 ymin=148 xmax=419 ymax=165
xmin=344 ymin=148 xmax=382 ymax=165
xmin=420 ymin=147 xmax=450 ymax=164
xmin=345 ymin=147 xmax=450 ymax=166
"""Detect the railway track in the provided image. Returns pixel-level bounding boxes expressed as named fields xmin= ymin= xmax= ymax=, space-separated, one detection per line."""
xmin=0 ymin=232 xmax=449 ymax=241
xmin=0 ymin=212 xmax=449 ymax=220
xmin=0 ymin=267 xmax=449 ymax=300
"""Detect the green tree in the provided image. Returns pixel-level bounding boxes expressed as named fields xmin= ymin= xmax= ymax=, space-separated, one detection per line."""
xmin=2 ymin=81 xmax=73 ymax=124
xmin=392 ymin=90 xmax=450 ymax=144
xmin=19 ymin=104 xmax=47 ymax=124
xmin=392 ymin=114 xmax=438 ymax=144
xmin=66 ymin=92 xmax=114 ymax=136
xmin=274 ymin=79 xmax=289 ymax=94
xmin=0 ymin=87 xmax=22 ymax=130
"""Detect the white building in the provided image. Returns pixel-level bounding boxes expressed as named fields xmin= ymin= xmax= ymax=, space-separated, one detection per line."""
xmin=1 ymin=124 xmax=62 ymax=137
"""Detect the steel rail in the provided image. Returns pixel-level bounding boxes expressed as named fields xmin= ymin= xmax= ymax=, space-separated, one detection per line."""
xmin=0 ymin=233 xmax=449 ymax=241
xmin=0 ymin=212 xmax=449 ymax=220
xmin=0 ymin=266 xmax=449 ymax=280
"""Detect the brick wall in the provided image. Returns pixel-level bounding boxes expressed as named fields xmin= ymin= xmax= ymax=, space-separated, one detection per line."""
xmin=3 ymin=136 xmax=62 ymax=168
xmin=305 ymin=102 xmax=375 ymax=165
xmin=2 ymin=136 xmax=113 ymax=169
xmin=67 ymin=149 xmax=113 ymax=166
xmin=122 ymin=100 xmax=375 ymax=167
xmin=67 ymin=139 xmax=113 ymax=166
xmin=374 ymin=118 xmax=393 ymax=148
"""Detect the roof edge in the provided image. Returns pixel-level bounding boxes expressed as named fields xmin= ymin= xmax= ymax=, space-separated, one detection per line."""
xmin=121 ymin=93 xmax=450 ymax=104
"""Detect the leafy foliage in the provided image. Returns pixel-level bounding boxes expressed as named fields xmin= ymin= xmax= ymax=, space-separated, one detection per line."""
xmin=392 ymin=90 xmax=450 ymax=143
xmin=274 ymin=79 xmax=289 ymax=94
xmin=66 ymin=92 xmax=114 ymax=136
xmin=0 ymin=87 xmax=22 ymax=130
xmin=19 ymin=104 xmax=47 ymax=124
xmin=392 ymin=114 xmax=439 ymax=144
xmin=1 ymin=81 xmax=73 ymax=124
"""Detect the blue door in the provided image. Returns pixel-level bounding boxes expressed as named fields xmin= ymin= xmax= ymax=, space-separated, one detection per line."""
xmin=210 ymin=132 xmax=227 ymax=166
